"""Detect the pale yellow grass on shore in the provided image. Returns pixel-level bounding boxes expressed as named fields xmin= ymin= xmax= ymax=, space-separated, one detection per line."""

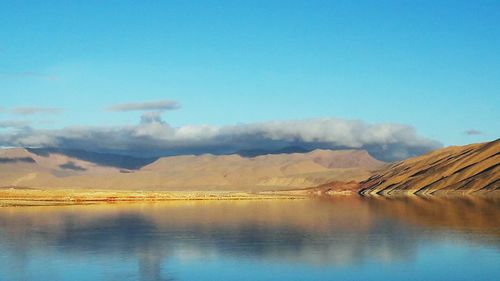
xmin=0 ymin=188 xmax=310 ymax=207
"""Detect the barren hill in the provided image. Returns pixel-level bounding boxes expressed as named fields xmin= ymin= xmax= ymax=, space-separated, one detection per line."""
xmin=359 ymin=139 xmax=499 ymax=196
xmin=0 ymin=148 xmax=383 ymax=191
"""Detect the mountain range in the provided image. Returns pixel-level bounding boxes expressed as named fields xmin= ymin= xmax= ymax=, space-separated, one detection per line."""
xmin=0 ymin=139 xmax=498 ymax=196
xmin=0 ymin=147 xmax=383 ymax=191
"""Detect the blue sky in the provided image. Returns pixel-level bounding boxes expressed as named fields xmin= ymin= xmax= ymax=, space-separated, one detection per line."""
xmin=1 ymin=0 xmax=499 ymax=154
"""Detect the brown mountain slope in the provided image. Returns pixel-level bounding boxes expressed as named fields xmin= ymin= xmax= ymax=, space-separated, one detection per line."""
xmin=359 ymin=139 xmax=500 ymax=196
xmin=0 ymin=148 xmax=383 ymax=191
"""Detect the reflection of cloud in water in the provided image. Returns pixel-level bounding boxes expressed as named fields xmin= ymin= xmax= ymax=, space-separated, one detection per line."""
xmin=0 ymin=197 xmax=498 ymax=280
xmin=138 ymin=247 xmax=173 ymax=281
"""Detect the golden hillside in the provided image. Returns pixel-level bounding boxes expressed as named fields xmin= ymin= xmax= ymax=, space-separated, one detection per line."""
xmin=359 ymin=139 xmax=499 ymax=196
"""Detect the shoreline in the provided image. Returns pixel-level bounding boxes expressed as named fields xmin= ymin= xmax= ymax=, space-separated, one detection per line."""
xmin=1 ymin=187 xmax=496 ymax=207
xmin=0 ymin=188 xmax=312 ymax=207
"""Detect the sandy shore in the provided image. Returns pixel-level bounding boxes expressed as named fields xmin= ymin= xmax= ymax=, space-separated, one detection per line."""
xmin=0 ymin=188 xmax=310 ymax=207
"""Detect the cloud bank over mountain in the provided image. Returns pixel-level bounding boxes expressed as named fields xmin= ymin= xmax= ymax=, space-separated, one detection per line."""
xmin=0 ymin=114 xmax=441 ymax=161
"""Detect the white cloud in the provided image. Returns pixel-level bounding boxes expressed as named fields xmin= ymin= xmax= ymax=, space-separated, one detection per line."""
xmin=0 ymin=120 xmax=30 ymax=128
xmin=107 ymin=99 xmax=181 ymax=112
xmin=463 ymin=129 xmax=483 ymax=136
xmin=11 ymin=107 xmax=62 ymax=115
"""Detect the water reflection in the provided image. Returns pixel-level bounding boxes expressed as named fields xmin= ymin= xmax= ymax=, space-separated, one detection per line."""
xmin=0 ymin=197 xmax=498 ymax=281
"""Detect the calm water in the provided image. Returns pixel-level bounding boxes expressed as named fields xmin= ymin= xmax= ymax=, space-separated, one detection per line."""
xmin=0 ymin=197 xmax=499 ymax=281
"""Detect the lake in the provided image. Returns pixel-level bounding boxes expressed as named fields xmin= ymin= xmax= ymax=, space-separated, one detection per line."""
xmin=0 ymin=197 xmax=499 ymax=281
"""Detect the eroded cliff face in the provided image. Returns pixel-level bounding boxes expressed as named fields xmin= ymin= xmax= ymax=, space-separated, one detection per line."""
xmin=359 ymin=139 xmax=499 ymax=196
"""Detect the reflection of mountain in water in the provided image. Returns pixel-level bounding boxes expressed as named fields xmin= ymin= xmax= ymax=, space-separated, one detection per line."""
xmin=365 ymin=197 xmax=500 ymax=245
xmin=0 ymin=198 xmax=498 ymax=280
